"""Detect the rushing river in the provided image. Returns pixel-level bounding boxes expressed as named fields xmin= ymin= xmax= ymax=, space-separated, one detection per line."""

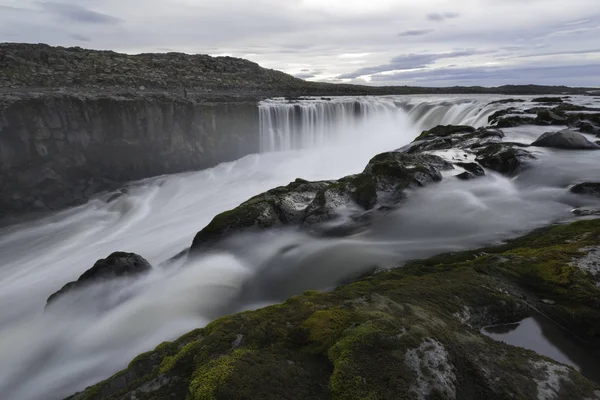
xmin=1 ymin=95 xmax=599 ymax=399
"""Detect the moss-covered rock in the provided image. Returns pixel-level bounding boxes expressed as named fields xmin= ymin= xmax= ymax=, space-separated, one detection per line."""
xmin=191 ymin=153 xmax=452 ymax=251
xmin=69 ymin=219 xmax=600 ymax=400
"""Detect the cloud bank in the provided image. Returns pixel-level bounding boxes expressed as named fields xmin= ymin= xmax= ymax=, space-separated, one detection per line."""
xmin=0 ymin=0 xmax=598 ymax=86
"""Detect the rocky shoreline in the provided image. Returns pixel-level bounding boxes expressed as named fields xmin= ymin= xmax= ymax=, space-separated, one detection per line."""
xmin=59 ymin=96 xmax=600 ymax=399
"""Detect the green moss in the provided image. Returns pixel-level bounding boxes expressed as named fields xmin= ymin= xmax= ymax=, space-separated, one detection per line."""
xmin=189 ymin=348 xmax=254 ymax=400
xmin=304 ymin=308 xmax=355 ymax=345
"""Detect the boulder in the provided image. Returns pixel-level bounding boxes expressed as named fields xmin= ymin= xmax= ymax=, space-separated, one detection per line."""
xmin=536 ymin=109 xmax=568 ymax=125
xmin=571 ymin=182 xmax=600 ymax=198
xmin=532 ymin=97 xmax=564 ymax=103
xmin=531 ymin=130 xmax=600 ymax=150
xmin=494 ymin=115 xmax=536 ymax=128
xmin=475 ymin=143 xmax=535 ymax=176
xmin=191 ymin=153 xmax=452 ymax=251
xmin=455 ymin=162 xmax=485 ymax=177
xmin=414 ymin=125 xmax=475 ymax=141
xmin=404 ymin=126 xmax=504 ymax=154
xmin=46 ymin=252 xmax=152 ymax=306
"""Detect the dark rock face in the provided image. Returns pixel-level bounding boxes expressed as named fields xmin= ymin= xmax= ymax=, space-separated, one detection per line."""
xmin=475 ymin=143 xmax=534 ymax=176
xmin=571 ymin=182 xmax=600 ymax=198
xmin=532 ymin=97 xmax=564 ymax=103
xmin=404 ymin=127 xmax=504 ymax=154
xmin=456 ymin=162 xmax=486 ymax=177
xmin=191 ymin=153 xmax=452 ymax=251
xmin=0 ymin=93 xmax=259 ymax=219
xmin=536 ymin=109 xmax=568 ymax=125
xmin=531 ymin=130 xmax=600 ymax=150
xmin=414 ymin=125 xmax=475 ymax=141
xmin=46 ymin=252 xmax=152 ymax=306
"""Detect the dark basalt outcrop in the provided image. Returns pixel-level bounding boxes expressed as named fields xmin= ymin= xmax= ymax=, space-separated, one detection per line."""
xmin=191 ymin=152 xmax=452 ymax=251
xmin=571 ymin=182 xmax=600 ymax=198
xmin=532 ymin=97 xmax=564 ymax=103
xmin=475 ymin=142 xmax=535 ymax=175
xmin=532 ymin=130 xmax=600 ymax=150
xmin=402 ymin=124 xmax=535 ymax=177
xmin=67 ymin=219 xmax=600 ymax=400
xmin=406 ymin=126 xmax=504 ymax=153
xmin=46 ymin=252 xmax=152 ymax=306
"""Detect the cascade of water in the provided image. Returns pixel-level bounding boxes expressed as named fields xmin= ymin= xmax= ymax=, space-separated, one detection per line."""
xmin=258 ymin=96 xmax=505 ymax=152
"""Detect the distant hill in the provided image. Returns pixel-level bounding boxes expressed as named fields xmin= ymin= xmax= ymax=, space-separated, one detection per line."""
xmin=0 ymin=43 xmax=596 ymax=96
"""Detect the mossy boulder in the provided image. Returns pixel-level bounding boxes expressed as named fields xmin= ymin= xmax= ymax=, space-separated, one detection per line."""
xmin=191 ymin=153 xmax=451 ymax=251
xmin=67 ymin=219 xmax=600 ymax=400
xmin=46 ymin=252 xmax=152 ymax=307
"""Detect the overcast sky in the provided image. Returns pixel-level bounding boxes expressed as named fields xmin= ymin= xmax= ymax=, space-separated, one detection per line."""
xmin=1 ymin=0 xmax=599 ymax=86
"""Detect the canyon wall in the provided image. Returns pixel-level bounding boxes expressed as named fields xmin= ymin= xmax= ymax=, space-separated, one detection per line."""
xmin=0 ymin=92 xmax=259 ymax=218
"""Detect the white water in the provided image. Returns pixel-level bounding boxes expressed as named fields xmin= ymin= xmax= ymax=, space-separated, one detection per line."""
xmin=0 ymin=95 xmax=599 ymax=399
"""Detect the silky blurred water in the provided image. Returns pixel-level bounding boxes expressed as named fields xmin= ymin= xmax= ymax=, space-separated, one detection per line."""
xmin=0 ymin=95 xmax=599 ymax=399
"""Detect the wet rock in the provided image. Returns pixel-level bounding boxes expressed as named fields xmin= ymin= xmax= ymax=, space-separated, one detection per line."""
xmin=475 ymin=143 xmax=535 ymax=176
xmin=572 ymin=208 xmax=600 ymax=217
xmin=404 ymin=126 xmax=504 ymax=154
xmin=191 ymin=153 xmax=451 ymax=251
xmin=488 ymin=98 xmax=526 ymax=105
xmin=531 ymin=130 xmax=600 ymax=150
xmin=455 ymin=162 xmax=485 ymax=177
xmin=456 ymin=171 xmax=476 ymax=180
xmin=494 ymin=115 xmax=537 ymax=128
xmin=536 ymin=109 xmax=568 ymax=125
xmin=46 ymin=252 xmax=152 ymax=306
xmin=415 ymin=125 xmax=475 ymax=141
xmin=571 ymin=182 xmax=600 ymax=198
xmin=532 ymin=97 xmax=564 ymax=103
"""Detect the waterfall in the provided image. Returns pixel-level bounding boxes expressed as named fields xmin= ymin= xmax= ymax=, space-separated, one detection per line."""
xmin=258 ymin=97 xmax=401 ymax=152
xmin=258 ymin=96 xmax=505 ymax=152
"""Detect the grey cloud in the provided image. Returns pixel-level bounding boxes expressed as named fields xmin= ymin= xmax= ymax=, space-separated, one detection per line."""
xmin=369 ymin=63 xmax=600 ymax=87
xmin=427 ymin=12 xmax=460 ymax=22
xmin=337 ymin=50 xmax=490 ymax=79
xmin=294 ymin=69 xmax=322 ymax=79
xmin=38 ymin=2 xmax=121 ymax=24
xmin=398 ymin=29 xmax=434 ymax=37
xmin=294 ymin=72 xmax=316 ymax=79
xmin=70 ymin=33 xmax=91 ymax=42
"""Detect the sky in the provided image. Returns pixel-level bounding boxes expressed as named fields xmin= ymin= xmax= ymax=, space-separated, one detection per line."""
xmin=1 ymin=0 xmax=599 ymax=87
